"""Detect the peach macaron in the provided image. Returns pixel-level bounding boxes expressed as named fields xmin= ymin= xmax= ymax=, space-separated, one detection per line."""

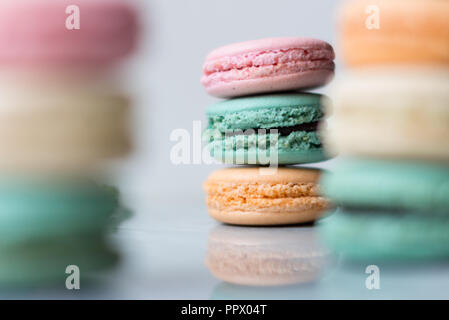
xmin=203 ymin=167 xmax=329 ymax=226
xmin=339 ymin=0 xmax=449 ymax=66
xmin=201 ymin=37 xmax=335 ymax=98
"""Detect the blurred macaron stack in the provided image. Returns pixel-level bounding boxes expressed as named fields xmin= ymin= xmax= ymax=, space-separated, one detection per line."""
xmin=320 ymin=0 xmax=449 ymax=261
xmin=0 ymin=0 xmax=139 ymax=286
xmin=201 ymin=37 xmax=335 ymax=226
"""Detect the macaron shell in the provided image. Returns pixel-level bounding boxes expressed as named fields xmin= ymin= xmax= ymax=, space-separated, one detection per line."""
xmin=206 ymin=93 xmax=325 ymax=115
xmin=320 ymin=209 xmax=449 ymax=261
xmin=0 ymin=79 xmax=131 ymax=172
xmin=339 ymin=0 xmax=449 ymax=66
xmin=208 ymin=208 xmax=327 ymax=226
xmin=205 ymin=37 xmax=335 ymax=60
xmin=202 ymin=37 xmax=335 ymax=98
xmin=205 ymin=166 xmax=323 ymax=184
xmin=205 ymin=69 xmax=334 ymax=99
xmin=204 ymin=167 xmax=329 ymax=226
xmin=210 ymin=148 xmax=329 ymax=165
xmin=0 ymin=181 xmax=119 ymax=245
xmin=321 ymin=158 xmax=449 ymax=212
xmin=326 ymin=68 xmax=449 ymax=160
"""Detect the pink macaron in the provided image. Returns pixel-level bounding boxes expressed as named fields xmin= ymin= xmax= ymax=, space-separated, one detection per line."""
xmin=0 ymin=0 xmax=139 ymax=67
xmin=201 ymin=37 xmax=335 ymax=98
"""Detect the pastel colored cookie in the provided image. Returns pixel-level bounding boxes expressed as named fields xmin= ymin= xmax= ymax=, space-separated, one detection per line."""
xmin=201 ymin=37 xmax=335 ymax=98
xmin=0 ymin=78 xmax=131 ymax=172
xmin=205 ymin=225 xmax=329 ymax=286
xmin=339 ymin=0 xmax=449 ymax=66
xmin=203 ymin=167 xmax=329 ymax=226
xmin=0 ymin=177 xmax=119 ymax=245
xmin=204 ymin=93 xmax=331 ymax=165
xmin=0 ymin=0 xmax=139 ymax=67
xmin=325 ymin=68 xmax=449 ymax=160
xmin=0 ymin=178 xmax=121 ymax=286
xmin=320 ymin=208 xmax=449 ymax=261
xmin=321 ymin=158 xmax=449 ymax=214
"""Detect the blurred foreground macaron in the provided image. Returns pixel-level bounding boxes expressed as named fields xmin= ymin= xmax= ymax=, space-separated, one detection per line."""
xmin=203 ymin=167 xmax=330 ymax=226
xmin=321 ymin=158 xmax=449 ymax=213
xmin=202 ymin=37 xmax=335 ymax=98
xmin=0 ymin=0 xmax=139 ymax=67
xmin=320 ymin=208 xmax=449 ymax=261
xmin=205 ymin=225 xmax=329 ymax=286
xmin=325 ymin=68 xmax=449 ymax=160
xmin=320 ymin=158 xmax=449 ymax=261
xmin=0 ymin=177 xmax=120 ymax=286
xmin=0 ymin=78 xmax=131 ymax=172
xmin=204 ymin=93 xmax=331 ymax=165
xmin=339 ymin=0 xmax=449 ymax=66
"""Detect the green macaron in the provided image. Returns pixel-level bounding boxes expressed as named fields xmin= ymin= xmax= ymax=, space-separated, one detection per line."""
xmin=320 ymin=158 xmax=449 ymax=261
xmin=0 ymin=178 xmax=120 ymax=246
xmin=0 ymin=177 xmax=122 ymax=286
xmin=204 ymin=93 xmax=330 ymax=165
xmin=320 ymin=208 xmax=449 ymax=261
xmin=321 ymin=158 xmax=449 ymax=213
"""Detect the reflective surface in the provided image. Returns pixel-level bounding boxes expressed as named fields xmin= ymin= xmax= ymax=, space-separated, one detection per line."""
xmin=1 ymin=191 xmax=449 ymax=300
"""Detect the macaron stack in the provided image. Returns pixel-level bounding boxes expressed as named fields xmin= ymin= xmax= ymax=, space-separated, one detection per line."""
xmin=201 ymin=37 xmax=335 ymax=226
xmin=320 ymin=0 xmax=449 ymax=260
xmin=0 ymin=0 xmax=139 ymax=285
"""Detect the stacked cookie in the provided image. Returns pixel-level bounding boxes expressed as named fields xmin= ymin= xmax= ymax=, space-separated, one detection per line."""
xmin=0 ymin=0 xmax=139 ymax=285
xmin=201 ymin=37 xmax=335 ymax=226
xmin=320 ymin=0 xmax=449 ymax=260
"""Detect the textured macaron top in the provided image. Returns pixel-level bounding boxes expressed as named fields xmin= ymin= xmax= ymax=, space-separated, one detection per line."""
xmin=206 ymin=93 xmax=323 ymax=114
xmin=203 ymin=37 xmax=334 ymax=78
xmin=206 ymin=93 xmax=325 ymax=131
xmin=204 ymin=37 xmax=335 ymax=61
xmin=201 ymin=37 xmax=335 ymax=97
xmin=0 ymin=0 xmax=139 ymax=66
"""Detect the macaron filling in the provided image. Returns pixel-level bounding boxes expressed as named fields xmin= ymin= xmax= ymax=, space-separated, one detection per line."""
xmin=202 ymin=48 xmax=335 ymax=86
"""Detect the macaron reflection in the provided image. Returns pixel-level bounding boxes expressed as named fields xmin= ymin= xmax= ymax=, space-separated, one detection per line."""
xmin=205 ymin=225 xmax=330 ymax=287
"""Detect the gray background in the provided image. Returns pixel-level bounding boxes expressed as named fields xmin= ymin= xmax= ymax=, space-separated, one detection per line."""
xmin=119 ymin=0 xmax=339 ymax=203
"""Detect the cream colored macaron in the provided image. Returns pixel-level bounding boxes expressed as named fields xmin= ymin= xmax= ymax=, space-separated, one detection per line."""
xmin=203 ymin=167 xmax=329 ymax=226
xmin=325 ymin=68 xmax=449 ymax=161
xmin=0 ymin=76 xmax=131 ymax=172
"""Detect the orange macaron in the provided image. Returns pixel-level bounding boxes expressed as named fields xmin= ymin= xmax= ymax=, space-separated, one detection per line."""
xmin=338 ymin=0 xmax=449 ymax=66
xmin=203 ymin=167 xmax=329 ymax=226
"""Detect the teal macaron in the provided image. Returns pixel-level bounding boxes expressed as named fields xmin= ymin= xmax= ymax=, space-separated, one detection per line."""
xmin=320 ymin=158 xmax=449 ymax=261
xmin=204 ymin=93 xmax=330 ymax=165
xmin=0 ymin=178 xmax=120 ymax=246
xmin=0 ymin=177 xmax=121 ymax=286
xmin=321 ymin=158 xmax=449 ymax=213
xmin=320 ymin=208 xmax=449 ymax=261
